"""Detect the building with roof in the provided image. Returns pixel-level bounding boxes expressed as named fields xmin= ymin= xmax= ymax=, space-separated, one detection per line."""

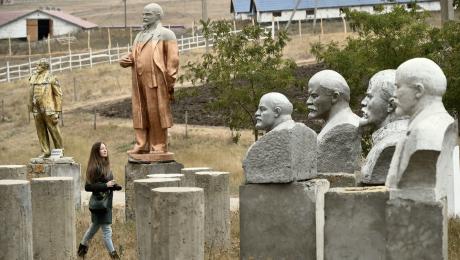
xmin=231 ymin=0 xmax=440 ymax=22
xmin=0 ymin=8 xmax=98 ymax=41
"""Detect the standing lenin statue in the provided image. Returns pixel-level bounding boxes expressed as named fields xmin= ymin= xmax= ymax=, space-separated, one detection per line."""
xmin=120 ymin=3 xmax=179 ymax=161
xmin=28 ymin=58 xmax=63 ymax=158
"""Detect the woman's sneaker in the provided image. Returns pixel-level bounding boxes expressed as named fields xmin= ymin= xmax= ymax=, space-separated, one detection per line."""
xmin=110 ymin=251 xmax=120 ymax=259
xmin=77 ymin=243 xmax=88 ymax=257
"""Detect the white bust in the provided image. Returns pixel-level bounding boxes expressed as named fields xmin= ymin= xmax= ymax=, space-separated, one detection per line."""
xmin=386 ymin=58 xmax=456 ymax=204
xmin=255 ymin=92 xmax=294 ymax=132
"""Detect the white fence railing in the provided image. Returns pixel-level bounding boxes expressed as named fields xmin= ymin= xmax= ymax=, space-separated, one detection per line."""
xmin=0 ymin=34 xmax=212 ymax=83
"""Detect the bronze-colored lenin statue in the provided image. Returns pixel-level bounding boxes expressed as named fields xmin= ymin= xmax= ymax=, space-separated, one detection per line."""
xmin=29 ymin=58 xmax=63 ymax=158
xmin=120 ymin=3 xmax=179 ymax=160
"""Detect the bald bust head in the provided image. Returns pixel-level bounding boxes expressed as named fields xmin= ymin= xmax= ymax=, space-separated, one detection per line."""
xmin=394 ymin=58 xmax=447 ymax=117
xmin=307 ymin=70 xmax=351 ymax=120
xmin=255 ymin=92 xmax=293 ymax=131
xmin=143 ymin=3 xmax=163 ymax=27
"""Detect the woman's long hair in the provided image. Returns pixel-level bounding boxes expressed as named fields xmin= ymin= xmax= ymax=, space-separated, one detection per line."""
xmin=86 ymin=142 xmax=110 ymax=184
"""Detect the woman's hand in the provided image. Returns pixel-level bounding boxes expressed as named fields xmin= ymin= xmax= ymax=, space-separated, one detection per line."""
xmin=106 ymin=180 xmax=116 ymax=187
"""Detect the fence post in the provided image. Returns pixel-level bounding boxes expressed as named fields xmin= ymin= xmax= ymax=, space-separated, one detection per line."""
xmin=181 ymin=35 xmax=184 ymax=51
xmin=8 ymin=37 xmax=12 ymax=56
xmin=60 ymin=111 xmax=64 ymax=127
xmin=1 ymin=99 xmax=4 ymax=122
xmin=69 ymin=50 xmax=72 ymax=71
xmin=6 ymin=61 xmax=10 ymax=82
xmin=73 ymin=77 xmax=77 ymax=101
xmin=59 ymin=56 xmax=62 ymax=71
xmin=185 ymin=110 xmax=188 ymax=139
xmin=342 ymin=16 xmax=347 ymax=35
xmin=298 ymin=19 xmax=302 ymax=37
xmin=107 ymin=28 xmax=112 ymax=49
xmin=320 ymin=18 xmax=324 ymax=35
xmin=48 ymin=34 xmax=51 ymax=56
xmin=79 ymin=54 xmax=82 ymax=69
xmin=28 ymin=58 xmax=32 ymax=74
xmin=188 ymin=37 xmax=191 ymax=49
xmin=18 ymin=64 xmax=21 ymax=78
xmin=108 ymin=47 xmax=112 ymax=64
xmin=117 ymin=43 xmax=120 ymax=60
xmin=93 ymin=109 xmax=97 ymax=130
xmin=130 ymin=27 xmax=133 ymax=44
xmin=90 ymin=48 xmax=93 ymax=68
xmin=87 ymin=30 xmax=91 ymax=50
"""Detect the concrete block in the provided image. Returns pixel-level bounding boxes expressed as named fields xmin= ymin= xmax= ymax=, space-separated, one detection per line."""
xmin=151 ymin=187 xmax=205 ymax=260
xmin=240 ymin=180 xmax=329 ymax=260
xmin=324 ymin=187 xmax=388 ymax=260
xmin=0 ymin=180 xmax=33 ymax=260
xmin=125 ymin=161 xmax=183 ymax=221
xmin=243 ymin=123 xmax=317 ymax=183
xmin=194 ymin=171 xmax=230 ymax=250
xmin=134 ymin=178 xmax=181 ymax=260
xmin=27 ymin=161 xmax=81 ymax=210
xmin=386 ymin=198 xmax=447 ymax=260
xmin=181 ymin=167 xmax=213 ymax=186
xmin=31 ymin=177 xmax=76 ymax=260
xmin=147 ymin=173 xmax=185 ymax=186
xmin=317 ymin=172 xmax=356 ymax=188
xmin=0 ymin=165 xmax=27 ymax=179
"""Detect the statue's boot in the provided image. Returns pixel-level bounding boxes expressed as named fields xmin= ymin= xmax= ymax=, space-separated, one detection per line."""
xmin=127 ymin=129 xmax=148 ymax=154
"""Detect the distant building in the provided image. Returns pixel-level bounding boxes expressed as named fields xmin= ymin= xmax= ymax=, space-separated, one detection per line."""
xmin=231 ymin=0 xmax=440 ymax=22
xmin=0 ymin=8 xmax=97 ymax=41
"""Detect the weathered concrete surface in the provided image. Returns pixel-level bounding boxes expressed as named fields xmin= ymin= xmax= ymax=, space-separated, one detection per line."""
xmin=194 ymin=171 xmax=230 ymax=250
xmin=125 ymin=161 xmax=183 ymax=221
xmin=134 ymin=178 xmax=181 ymax=260
xmin=181 ymin=167 xmax=212 ymax=186
xmin=386 ymin=198 xmax=447 ymax=260
xmin=147 ymin=173 xmax=185 ymax=186
xmin=317 ymin=123 xmax=361 ymax=174
xmin=243 ymin=123 xmax=317 ymax=183
xmin=31 ymin=177 xmax=76 ymax=260
xmin=240 ymin=180 xmax=329 ymax=260
xmin=27 ymin=161 xmax=81 ymax=209
xmin=151 ymin=187 xmax=204 ymax=260
xmin=317 ymin=172 xmax=356 ymax=188
xmin=324 ymin=187 xmax=388 ymax=260
xmin=0 ymin=180 xmax=33 ymax=260
xmin=0 ymin=165 xmax=27 ymax=180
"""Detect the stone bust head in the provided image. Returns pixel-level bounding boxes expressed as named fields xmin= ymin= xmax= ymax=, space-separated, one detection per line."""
xmin=143 ymin=3 xmax=164 ymax=28
xmin=360 ymin=69 xmax=397 ymax=129
xmin=394 ymin=57 xmax=446 ymax=118
xmin=255 ymin=92 xmax=293 ymax=132
xmin=307 ymin=70 xmax=351 ymax=121
xmin=36 ymin=58 xmax=50 ymax=74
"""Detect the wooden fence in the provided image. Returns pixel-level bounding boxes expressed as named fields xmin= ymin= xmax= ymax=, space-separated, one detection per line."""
xmin=0 ymin=34 xmax=210 ymax=83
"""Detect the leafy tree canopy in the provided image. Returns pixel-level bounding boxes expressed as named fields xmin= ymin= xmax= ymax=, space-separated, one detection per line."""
xmin=311 ymin=5 xmax=460 ymax=114
xmin=180 ymin=21 xmax=298 ymax=141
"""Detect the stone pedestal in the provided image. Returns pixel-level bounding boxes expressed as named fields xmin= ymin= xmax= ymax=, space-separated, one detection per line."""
xmin=125 ymin=161 xmax=183 ymax=221
xmin=318 ymin=172 xmax=356 ymax=188
xmin=0 ymin=165 xmax=27 ymax=179
xmin=147 ymin=173 xmax=185 ymax=185
xmin=194 ymin=171 xmax=230 ymax=250
xmin=31 ymin=177 xmax=76 ymax=260
xmin=240 ymin=180 xmax=329 ymax=260
xmin=27 ymin=160 xmax=81 ymax=209
xmin=0 ymin=180 xmax=33 ymax=260
xmin=151 ymin=187 xmax=205 ymax=260
xmin=324 ymin=187 xmax=388 ymax=260
xmin=386 ymin=198 xmax=447 ymax=260
xmin=134 ymin=178 xmax=181 ymax=260
xmin=181 ymin=167 xmax=213 ymax=186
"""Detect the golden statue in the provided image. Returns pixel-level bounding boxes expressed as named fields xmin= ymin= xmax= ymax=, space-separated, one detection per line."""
xmin=120 ymin=3 xmax=179 ymax=161
xmin=28 ymin=58 xmax=63 ymax=158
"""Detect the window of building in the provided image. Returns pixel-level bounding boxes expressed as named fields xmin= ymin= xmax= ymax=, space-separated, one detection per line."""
xmin=272 ymin=11 xmax=282 ymax=17
xmin=306 ymin=9 xmax=315 ymax=15
xmin=407 ymin=3 xmax=417 ymax=9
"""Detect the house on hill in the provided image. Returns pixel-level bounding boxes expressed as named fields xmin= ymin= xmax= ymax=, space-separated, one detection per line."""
xmin=230 ymin=0 xmax=441 ymax=22
xmin=0 ymin=8 xmax=97 ymax=41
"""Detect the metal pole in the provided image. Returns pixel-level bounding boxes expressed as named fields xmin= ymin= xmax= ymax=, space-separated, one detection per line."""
xmin=124 ymin=0 xmax=127 ymax=28
xmin=285 ymin=0 xmax=302 ymax=30
xmin=73 ymin=77 xmax=77 ymax=101
xmin=185 ymin=110 xmax=188 ymax=139
xmin=201 ymin=0 xmax=208 ymax=21
xmin=313 ymin=0 xmax=318 ymax=34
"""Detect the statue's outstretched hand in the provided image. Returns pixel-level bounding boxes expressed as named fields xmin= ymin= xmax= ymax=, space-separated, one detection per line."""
xmin=119 ymin=54 xmax=133 ymax=68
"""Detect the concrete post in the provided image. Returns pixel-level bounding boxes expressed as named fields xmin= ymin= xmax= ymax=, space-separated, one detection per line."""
xmin=125 ymin=161 xmax=184 ymax=221
xmin=240 ymin=180 xmax=330 ymax=259
xmin=180 ymin=167 xmax=212 ymax=186
xmin=134 ymin=178 xmax=181 ymax=260
xmin=324 ymin=187 xmax=389 ymax=260
xmin=27 ymin=161 xmax=81 ymax=210
xmin=31 ymin=177 xmax=76 ymax=260
xmin=0 ymin=180 xmax=33 ymax=260
xmin=151 ymin=187 xmax=205 ymax=260
xmin=441 ymin=0 xmax=454 ymax=24
xmin=0 ymin=165 xmax=27 ymax=179
xmin=194 ymin=171 xmax=230 ymax=250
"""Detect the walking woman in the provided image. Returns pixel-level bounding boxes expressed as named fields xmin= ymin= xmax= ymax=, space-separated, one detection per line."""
xmin=78 ymin=142 xmax=122 ymax=259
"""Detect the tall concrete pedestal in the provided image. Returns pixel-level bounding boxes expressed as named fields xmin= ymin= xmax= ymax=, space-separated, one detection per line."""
xmin=386 ymin=198 xmax=447 ymax=260
xmin=151 ymin=187 xmax=205 ymax=260
xmin=0 ymin=180 xmax=33 ymax=260
xmin=195 ymin=171 xmax=230 ymax=250
xmin=181 ymin=167 xmax=213 ymax=186
xmin=0 ymin=165 xmax=27 ymax=179
xmin=134 ymin=178 xmax=181 ymax=260
xmin=240 ymin=180 xmax=329 ymax=260
xmin=27 ymin=160 xmax=81 ymax=209
xmin=31 ymin=177 xmax=76 ymax=260
xmin=324 ymin=187 xmax=388 ymax=260
xmin=125 ymin=161 xmax=183 ymax=221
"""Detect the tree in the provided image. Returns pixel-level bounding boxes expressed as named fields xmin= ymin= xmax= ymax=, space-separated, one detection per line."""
xmin=180 ymin=21 xmax=297 ymax=141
